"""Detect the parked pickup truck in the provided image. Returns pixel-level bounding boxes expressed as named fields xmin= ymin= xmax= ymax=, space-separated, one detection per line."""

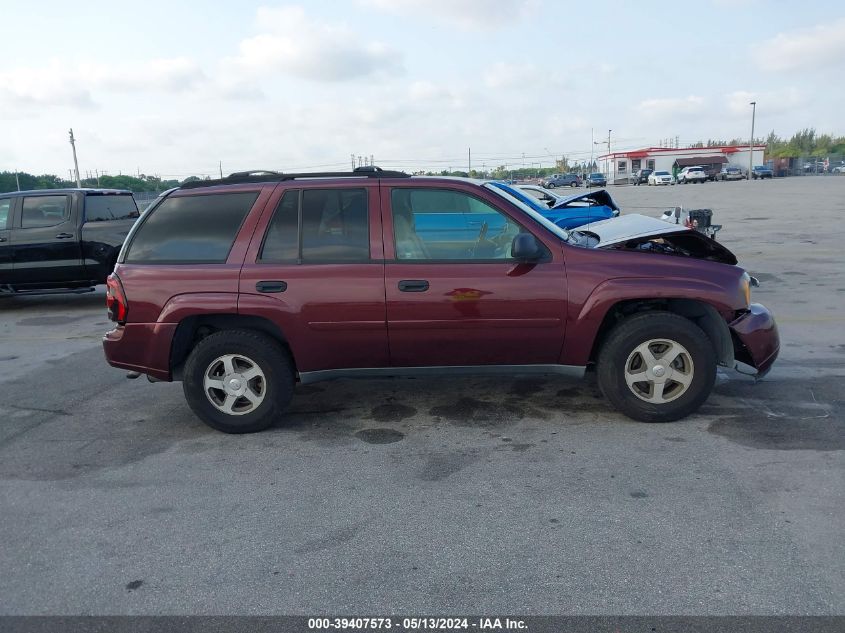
xmin=0 ymin=188 xmax=139 ymax=294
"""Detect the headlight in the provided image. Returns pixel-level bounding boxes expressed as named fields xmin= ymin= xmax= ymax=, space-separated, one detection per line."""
xmin=740 ymin=272 xmax=752 ymax=307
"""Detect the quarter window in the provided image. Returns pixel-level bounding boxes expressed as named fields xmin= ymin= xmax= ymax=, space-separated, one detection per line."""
xmin=125 ymin=192 xmax=257 ymax=263
xmin=391 ymin=188 xmax=523 ymax=261
xmin=21 ymin=196 xmax=69 ymax=228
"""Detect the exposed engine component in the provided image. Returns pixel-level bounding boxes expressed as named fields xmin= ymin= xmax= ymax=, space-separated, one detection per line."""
xmin=603 ymin=231 xmax=738 ymax=265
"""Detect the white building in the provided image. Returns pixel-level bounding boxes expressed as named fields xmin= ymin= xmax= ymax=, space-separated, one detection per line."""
xmin=596 ymin=145 xmax=766 ymax=183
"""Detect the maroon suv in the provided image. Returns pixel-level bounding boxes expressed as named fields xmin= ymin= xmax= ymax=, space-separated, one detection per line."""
xmin=103 ymin=167 xmax=778 ymax=433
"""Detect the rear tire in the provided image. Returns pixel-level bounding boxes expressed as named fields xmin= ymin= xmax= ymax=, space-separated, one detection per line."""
xmin=597 ymin=312 xmax=716 ymax=423
xmin=183 ymin=329 xmax=294 ymax=433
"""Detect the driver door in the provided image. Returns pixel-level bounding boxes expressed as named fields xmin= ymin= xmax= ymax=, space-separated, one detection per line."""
xmin=382 ymin=183 xmax=567 ymax=367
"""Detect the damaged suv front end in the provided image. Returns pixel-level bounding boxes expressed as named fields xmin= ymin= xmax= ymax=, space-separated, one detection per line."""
xmin=567 ymin=214 xmax=780 ymax=378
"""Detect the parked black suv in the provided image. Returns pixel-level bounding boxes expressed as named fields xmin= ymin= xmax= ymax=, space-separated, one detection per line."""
xmin=631 ymin=169 xmax=653 ymax=185
xmin=0 ymin=188 xmax=139 ymax=294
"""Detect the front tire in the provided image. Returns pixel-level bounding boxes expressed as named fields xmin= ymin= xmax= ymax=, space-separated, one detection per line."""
xmin=597 ymin=312 xmax=716 ymax=423
xmin=548 ymin=183 xmax=556 ymax=189
xmin=183 ymin=329 xmax=294 ymax=433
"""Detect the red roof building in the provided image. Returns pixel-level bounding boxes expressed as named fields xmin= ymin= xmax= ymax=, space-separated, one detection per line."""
xmin=597 ymin=144 xmax=766 ymax=183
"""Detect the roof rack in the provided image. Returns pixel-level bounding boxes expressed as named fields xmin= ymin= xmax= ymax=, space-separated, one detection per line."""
xmin=180 ymin=166 xmax=410 ymax=189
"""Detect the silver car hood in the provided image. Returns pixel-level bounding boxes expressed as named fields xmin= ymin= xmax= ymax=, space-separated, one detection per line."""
xmin=574 ymin=213 xmax=689 ymax=246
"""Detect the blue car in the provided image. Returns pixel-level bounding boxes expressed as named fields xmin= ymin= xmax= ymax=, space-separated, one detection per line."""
xmin=487 ymin=181 xmax=619 ymax=229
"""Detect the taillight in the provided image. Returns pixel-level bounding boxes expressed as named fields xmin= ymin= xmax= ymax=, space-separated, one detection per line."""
xmin=106 ymin=273 xmax=128 ymax=323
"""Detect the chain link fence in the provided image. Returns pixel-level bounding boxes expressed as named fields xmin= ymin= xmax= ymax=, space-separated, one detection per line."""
xmin=769 ymin=154 xmax=845 ymax=177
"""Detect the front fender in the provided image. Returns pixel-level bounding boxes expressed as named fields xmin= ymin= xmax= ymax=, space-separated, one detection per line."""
xmin=562 ymin=276 xmax=739 ymax=366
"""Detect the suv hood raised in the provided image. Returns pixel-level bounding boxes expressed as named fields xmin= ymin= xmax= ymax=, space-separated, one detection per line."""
xmin=550 ymin=189 xmax=619 ymax=211
xmin=570 ymin=214 xmax=738 ymax=265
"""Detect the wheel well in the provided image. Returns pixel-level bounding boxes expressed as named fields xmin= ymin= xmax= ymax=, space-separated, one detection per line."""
xmin=170 ymin=314 xmax=294 ymax=379
xmin=588 ymin=299 xmax=734 ymax=368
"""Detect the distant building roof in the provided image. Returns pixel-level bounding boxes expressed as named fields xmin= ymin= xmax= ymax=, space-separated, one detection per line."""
xmin=675 ymin=156 xmax=727 ymax=167
xmin=598 ymin=144 xmax=766 ymax=160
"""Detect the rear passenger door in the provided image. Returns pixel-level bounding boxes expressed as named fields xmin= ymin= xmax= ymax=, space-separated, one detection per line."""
xmin=238 ymin=183 xmax=389 ymax=373
xmin=11 ymin=193 xmax=84 ymax=286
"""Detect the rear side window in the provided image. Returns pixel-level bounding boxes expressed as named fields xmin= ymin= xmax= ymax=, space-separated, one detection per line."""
xmin=21 ymin=195 xmax=69 ymax=228
xmin=125 ymin=192 xmax=257 ymax=263
xmin=85 ymin=195 xmax=139 ymax=221
xmin=259 ymin=188 xmax=369 ymax=263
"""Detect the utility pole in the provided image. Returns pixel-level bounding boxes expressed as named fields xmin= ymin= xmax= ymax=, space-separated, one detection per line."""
xmin=351 ymin=154 xmax=355 ymax=170
xmin=15 ymin=171 xmax=21 ymax=191
xmin=219 ymin=161 xmax=223 ymax=178
xmin=607 ymin=129 xmax=612 ymax=183
xmin=468 ymin=147 xmax=471 ymax=176
xmin=68 ymin=128 xmax=81 ymax=188
xmin=749 ymin=101 xmax=756 ymax=180
xmin=95 ymin=169 xmax=100 ymax=187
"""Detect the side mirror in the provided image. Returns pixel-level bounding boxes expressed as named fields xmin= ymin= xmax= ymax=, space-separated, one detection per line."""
xmin=511 ymin=233 xmax=543 ymax=261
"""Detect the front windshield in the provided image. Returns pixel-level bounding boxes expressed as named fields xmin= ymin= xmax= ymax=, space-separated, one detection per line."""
xmin=654 ymin=171 xmax=669 ymax=176
xmin=590 ymin=173 xmax=603 ymax=178
xmin=483 ymin=182 xmax=571 ymax=242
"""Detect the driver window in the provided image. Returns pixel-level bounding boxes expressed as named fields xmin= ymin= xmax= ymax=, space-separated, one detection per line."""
xmin=391 ymin=188 xmax=523 ymax=261
xmin=0 ymin=199 xmax=11 ymax=229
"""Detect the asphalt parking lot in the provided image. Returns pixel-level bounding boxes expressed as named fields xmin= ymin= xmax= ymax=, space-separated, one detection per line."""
xmin=0 ymin=177 xmax=843 ymax=615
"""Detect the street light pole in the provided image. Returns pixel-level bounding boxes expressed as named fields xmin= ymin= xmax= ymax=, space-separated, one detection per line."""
xmin=607 ymin=129 xmax=612 ymax=183
xmin=68 ymin=128 xmax=81 ymax=188
xmin=749 ymin=101 xmax=756 ymax=180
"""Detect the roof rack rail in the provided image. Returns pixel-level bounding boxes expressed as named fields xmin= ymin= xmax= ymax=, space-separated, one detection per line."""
xmin=227 ymin=170 xmax=284 ymax=178
xmin=180 ymin=167 xmax=410 ymax=189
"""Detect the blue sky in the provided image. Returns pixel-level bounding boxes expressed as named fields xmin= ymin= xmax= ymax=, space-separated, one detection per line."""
xmin=2 ymin=0 xmax=843 ymax=178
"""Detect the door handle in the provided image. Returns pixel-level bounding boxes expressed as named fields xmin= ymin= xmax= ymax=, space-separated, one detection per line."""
xmin=255 ymin=280 xmax=287 ymax=293
xmin=55 ymin=233 xmax=74 ymax=239
xmin=398 ymin=279 xmax=429 ymax=292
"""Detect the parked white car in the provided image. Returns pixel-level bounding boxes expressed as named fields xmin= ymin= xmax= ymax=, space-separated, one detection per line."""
xmin=677 ymin=166 xmax=707 ymax=184
xmin=647 ymin=170 xmax=675 ymax=185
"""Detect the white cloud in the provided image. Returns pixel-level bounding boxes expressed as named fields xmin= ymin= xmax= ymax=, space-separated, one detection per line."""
xmin=0 ymin=57 xmax=204 ymax=110
xmin=725 ymin=88 xmax=806 ymax=116
xmin=360 ymin=0 xmax=536 ymax=30
xmin=753 ymin=18 xmax=845 ymax=72
xmin=636 ymin=95 xmax=706 ymax=118
xmin=224 ymin=6 xmax=402 ymax=81
xmin=483 ymin=62 xmax=534 ymax=88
